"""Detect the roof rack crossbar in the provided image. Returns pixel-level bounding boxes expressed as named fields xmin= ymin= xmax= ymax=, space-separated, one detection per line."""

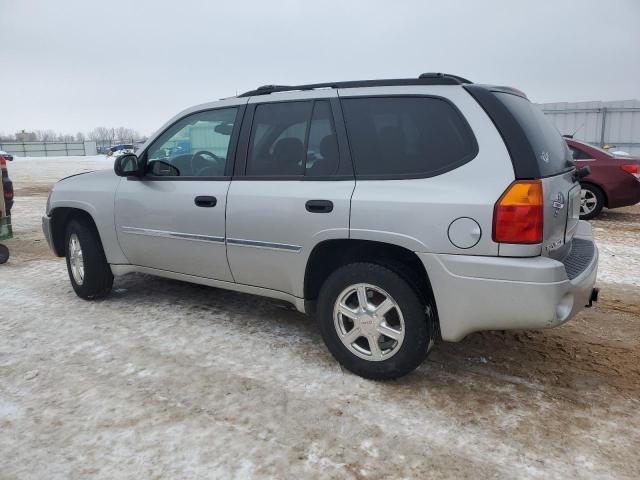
xmin=237 ymin=73 xmax=472 ymax=97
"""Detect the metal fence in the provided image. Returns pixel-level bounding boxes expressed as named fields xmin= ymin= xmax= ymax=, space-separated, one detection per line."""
xmin=0 ymin=141 xmax=97 ymax=157
xmin=538 ymin=100 xmax=640 ymax=156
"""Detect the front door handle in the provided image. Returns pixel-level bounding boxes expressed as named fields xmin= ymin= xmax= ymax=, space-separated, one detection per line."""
xmin=194 ymin=196 xmax=217 ymax=207
xmin=305 ymin=199 xmax=333 ymax=213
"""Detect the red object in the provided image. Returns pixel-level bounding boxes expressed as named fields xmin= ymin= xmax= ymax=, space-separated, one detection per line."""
xmin=621 ymin=164 xmax=640 ymax=178
xmin=566 ymin=138 xmax=640 ymax=209
xmin=493 ymin=180 xmax=544 ymax=244
xmin=0 ymin=154 xmax=13 ymax=209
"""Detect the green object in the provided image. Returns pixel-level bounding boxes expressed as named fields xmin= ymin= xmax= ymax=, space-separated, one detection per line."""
xmin=0 ymin=215 xmax=12 ymax=241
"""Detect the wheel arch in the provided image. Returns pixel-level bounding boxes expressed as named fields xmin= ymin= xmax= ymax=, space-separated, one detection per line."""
xmin=49 ymin=207 xmax=99 ymax=257
xmin=304 ymin=238 xmax=440 ymax=335
xmin=580 ymin=181 xmax=608 ymax=208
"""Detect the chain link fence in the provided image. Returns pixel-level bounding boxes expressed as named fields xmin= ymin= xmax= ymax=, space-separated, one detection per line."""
xmin=0 ymin=141 xmax=97 ymax=157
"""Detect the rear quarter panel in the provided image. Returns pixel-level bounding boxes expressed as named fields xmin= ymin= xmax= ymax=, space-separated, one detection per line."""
xmin=347 ymin=86 xmax=514 ymax=255
xmin=578 ymin=157 xmax=640 ymax=208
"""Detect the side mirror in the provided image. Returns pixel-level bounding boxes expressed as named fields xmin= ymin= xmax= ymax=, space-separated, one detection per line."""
xmin=114 ymin=154 xmax=141 ymax=177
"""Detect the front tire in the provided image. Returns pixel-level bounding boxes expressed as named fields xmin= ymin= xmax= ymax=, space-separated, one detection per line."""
xmin=317 ymin=262 xmax=434 ymax=380
xmin=65 ymin=219 xmax=113 ymax=299
xmin=580 ymin=184 xmax=605 ymax=220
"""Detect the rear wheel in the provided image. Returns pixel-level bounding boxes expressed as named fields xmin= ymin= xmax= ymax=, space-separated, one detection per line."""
xmin=317 ymin=262 xmax=434 ymax=380
xmin=580 ymin=184 xmax=605 ymax=220
xmin=65 ymin=219 xmax=113 ymax=299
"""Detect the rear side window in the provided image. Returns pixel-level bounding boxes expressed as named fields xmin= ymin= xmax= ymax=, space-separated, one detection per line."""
xmin=341 ymin=97 xmax=477 ymax=178
xmin=494 ymin=93 xmax=574 ymax=177
xmin=569 ymin=145 xmax=593 ymax=160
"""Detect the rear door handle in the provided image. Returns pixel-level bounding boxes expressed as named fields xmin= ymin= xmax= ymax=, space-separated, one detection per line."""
xmin=194 ymin=196 xmax=217 ymax=207
xmin=305 ymin=199 xmax=333 ymax=213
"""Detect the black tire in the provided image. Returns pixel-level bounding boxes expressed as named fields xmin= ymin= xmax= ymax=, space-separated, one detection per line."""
xmin=579 ymin=183 xmax=605 ymax=220
xmin=0 ymin=244 xmax=9 ymax=264
xmin=65 ymin=218 xmax=113 ymax=299
xmin=317 ymin=262 xmax=433 ymax=380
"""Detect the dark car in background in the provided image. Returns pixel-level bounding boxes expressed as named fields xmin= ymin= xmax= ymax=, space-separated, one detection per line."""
xmin=566 ymin=138 xmax=640 ymax=219
xmin=106 ymin=144 xmax=135 ymax=156
xmin=0 ymin=150 xmax=14 ymax=215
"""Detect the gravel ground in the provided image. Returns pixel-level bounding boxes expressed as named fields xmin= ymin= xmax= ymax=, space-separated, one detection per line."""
xmin=1 ymin=157 xmax=639 ymax=479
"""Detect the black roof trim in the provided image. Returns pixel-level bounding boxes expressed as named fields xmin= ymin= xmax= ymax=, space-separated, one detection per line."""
xmin=237 ymin=73 xmax=472 ymax=98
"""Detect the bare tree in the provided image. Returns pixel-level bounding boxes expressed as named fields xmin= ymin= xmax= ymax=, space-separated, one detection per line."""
xmin=75 ymin=132 xmax=85 ymax=142
xmin=88 ymin=127 xmax=112 ymax=143
xmin=0 ymin=132 xmax=16 ymax=141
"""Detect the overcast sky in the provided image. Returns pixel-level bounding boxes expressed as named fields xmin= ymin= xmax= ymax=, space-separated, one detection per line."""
xmin=1 ymin=0 xmax=639 ymax=136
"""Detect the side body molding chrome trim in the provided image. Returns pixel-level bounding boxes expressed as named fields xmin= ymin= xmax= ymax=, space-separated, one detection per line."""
xmin=120 ymin=226 xmax=225 ymax=244
xmin=120 ymin=227 xmax=302 ymax=252
xmin=226 ymin=238 xmax=302 ymax=253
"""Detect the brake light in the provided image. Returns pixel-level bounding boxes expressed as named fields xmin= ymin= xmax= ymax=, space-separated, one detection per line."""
xmin=0 ymin=156 xmax=6 ymax=168
xmin=493 ymin=180 xmax=544 ymax=244
xmin=621 ymin=164 xmax=640 ymax=179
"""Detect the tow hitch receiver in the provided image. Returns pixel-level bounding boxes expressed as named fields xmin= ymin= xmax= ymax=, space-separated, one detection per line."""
xmin=587 ymin=288 xmax=599 ymax=308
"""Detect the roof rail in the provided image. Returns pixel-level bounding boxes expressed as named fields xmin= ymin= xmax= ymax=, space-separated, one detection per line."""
xmin=237 ymin=73 xmax=472 ymax=97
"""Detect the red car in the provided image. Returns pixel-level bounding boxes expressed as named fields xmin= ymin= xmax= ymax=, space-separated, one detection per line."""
xmin=0 ymin=150 xmax=13 ymax=215
xmin=565 ymin=138 xmax=640 ymax=219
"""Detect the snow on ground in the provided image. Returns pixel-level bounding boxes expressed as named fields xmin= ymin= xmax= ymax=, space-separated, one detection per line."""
xmin=0 ymin=158 xmax=639 ymax=479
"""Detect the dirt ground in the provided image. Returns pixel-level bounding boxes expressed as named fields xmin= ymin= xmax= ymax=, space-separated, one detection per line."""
xmin=1 ymin=157 xmax=639 ymax=479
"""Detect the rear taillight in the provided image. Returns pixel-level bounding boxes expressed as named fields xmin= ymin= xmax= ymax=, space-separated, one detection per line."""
xmin=493 ymin=180 xmax=544 ymax=244
xmin=621 ymin=164 xmax=640 ymax=179
xmin=0 ymin=156 xmax=6 ymax=168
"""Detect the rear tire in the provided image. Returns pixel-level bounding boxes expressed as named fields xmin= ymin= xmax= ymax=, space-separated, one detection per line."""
xmin=579 ymin=184 xmax=604 ymax=220
xmin=317 ymin=262 xmax=433 ymax=380
xmin=65 ymin=219 xmax=113 ymax=299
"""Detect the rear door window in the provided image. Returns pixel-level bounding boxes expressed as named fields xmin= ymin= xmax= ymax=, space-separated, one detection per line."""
xmin=246 ymin=100 xmax=340 ymax=177
xmin=340 ymin=96 xmax=477 ymax=178
xmin=495 ymin=93 xmax=574 ymax=177
xmin=247 ymin=101 xmax=311 ymax=176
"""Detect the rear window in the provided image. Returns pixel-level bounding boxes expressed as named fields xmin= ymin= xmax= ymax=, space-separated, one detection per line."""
xmin=495 ymin=93 xmax=573 ymax=177
xmin=341 ymin=97 xmax=477 ymax=178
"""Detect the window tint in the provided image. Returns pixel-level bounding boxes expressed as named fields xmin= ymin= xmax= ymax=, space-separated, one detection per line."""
xmin=306 ymin=101 xmax=339 ymax=176
xmin=494 ymin=93 xmax=574 ymax=177
xmin=247 ymin=102 xmax=312 ymax=176
xmin=341 ymin=97 xmax=477 ymax=177
xmin=146 ymin=108 xmax=238 ymax=177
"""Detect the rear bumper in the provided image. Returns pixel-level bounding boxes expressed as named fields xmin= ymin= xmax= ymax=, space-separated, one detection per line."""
xmin=419 ymin=221 xmax=598 ymax=342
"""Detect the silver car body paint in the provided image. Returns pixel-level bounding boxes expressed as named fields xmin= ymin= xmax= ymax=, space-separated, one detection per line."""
xmin=43 ymin=84 xmax=599 ymax=342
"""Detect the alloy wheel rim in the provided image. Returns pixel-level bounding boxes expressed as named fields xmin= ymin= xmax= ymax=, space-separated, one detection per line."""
xmin=68 ymin=233 xmax=85 ymax=285
xmin=333 ymin=283 xmax=405 ymax=361
xmin=580 ymin=189 xmax=597 ymax=215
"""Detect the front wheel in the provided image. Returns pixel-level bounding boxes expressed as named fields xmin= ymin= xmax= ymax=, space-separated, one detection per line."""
xmin=317 ymin=262 xmax=434 ymax=380
xmin=65 ymin=219 xmax=113 ymax=299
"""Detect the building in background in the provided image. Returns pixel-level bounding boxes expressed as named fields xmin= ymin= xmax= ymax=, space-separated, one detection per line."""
xmin=538 ymin=100 xmax=640 ymax=156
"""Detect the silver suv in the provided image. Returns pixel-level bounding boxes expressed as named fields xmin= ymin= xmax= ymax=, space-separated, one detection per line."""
xmin=42 ymin=73 xmax=599 ymax=379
